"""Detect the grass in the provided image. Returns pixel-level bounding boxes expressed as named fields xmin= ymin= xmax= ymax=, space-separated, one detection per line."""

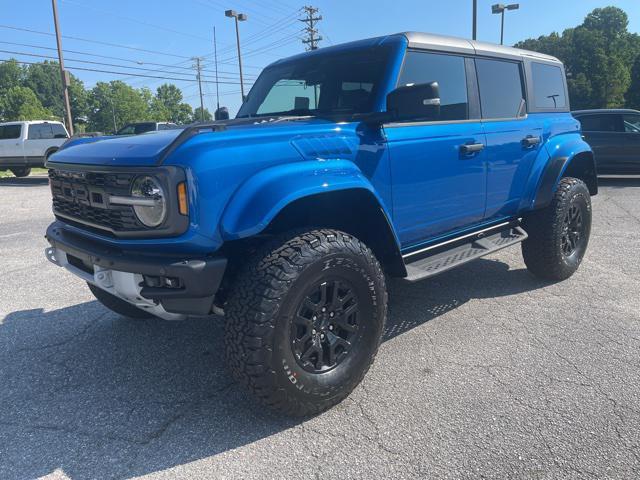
xmin=0 ymin=168 xmax=48 ymax=178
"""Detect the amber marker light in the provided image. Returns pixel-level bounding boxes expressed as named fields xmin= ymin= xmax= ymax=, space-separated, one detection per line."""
xmin=177 ymin=182 xmax=188 ymax=216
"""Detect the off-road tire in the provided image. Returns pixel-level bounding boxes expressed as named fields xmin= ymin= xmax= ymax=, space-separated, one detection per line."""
xmin=87 ymin=282 xmax=155 ymax=319
xmin=522 ymin=177 xmax=592 ymax=281
xmin=10 ymin=167 xmax=31 ymax=178
xmin=224 ymin=229 xmax=388 ymax=416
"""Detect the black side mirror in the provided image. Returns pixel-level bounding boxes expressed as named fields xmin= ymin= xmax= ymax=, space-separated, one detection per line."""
xmin=215 ymin=107 xmax=230 ymax=121
xmin=386 ymin=82 xmax=441 ymax=122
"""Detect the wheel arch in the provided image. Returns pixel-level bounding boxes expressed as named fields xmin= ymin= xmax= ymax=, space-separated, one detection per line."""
xmin=531 ymin=139 xmax=597 ymax=210
xmin=220 ymin=160 xmax=406 ymax=277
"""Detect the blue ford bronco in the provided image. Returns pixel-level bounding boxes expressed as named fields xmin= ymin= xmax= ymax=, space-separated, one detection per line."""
xmin=45 ymin=32 xmax=597 ymax=416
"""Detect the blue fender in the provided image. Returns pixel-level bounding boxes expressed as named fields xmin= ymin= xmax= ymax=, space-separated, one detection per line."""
xmin=522 ymin=132 xmax=596 ymax=211
xmin=220 ymin=158 xmax=394 ymax=241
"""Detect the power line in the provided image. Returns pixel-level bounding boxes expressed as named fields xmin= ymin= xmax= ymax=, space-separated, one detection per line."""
xmin=0 ymin=24 xmax=192 ymax=60
xmin=0 ymin=58 xmax=252 ymax=85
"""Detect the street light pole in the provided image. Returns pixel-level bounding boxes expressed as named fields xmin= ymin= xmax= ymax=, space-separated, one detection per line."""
xmin=51 ymin=0 xmax=74 ymax=135
xmin=225 ymin=10 xmax=247 ymax=103
xmin=491 ymin=3 xmax=520 ymax=45
xmin=472 ymin=0 xmax=477 ymax=40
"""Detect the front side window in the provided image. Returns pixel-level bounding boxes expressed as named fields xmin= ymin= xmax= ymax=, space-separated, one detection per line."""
xmin=0 ymin=124 xmax=21 ymax=139
xmin=51 ymin=124 xmax=68 ymax=138
xmin=476 ymin=58 xmax=525 ymax=119
xmin=397 ymin=51 xmax=469 ymax=121
xmin=531 ymin=62 xmax=567 ymax=110
xmin=623 ymin=115 xmax=640 ymax=133
xmin=579 ymin=114 xmax=622 ymax=132
xmin=238 ymin=46 xmax=393 ymax=118
xmin=27 ymin=124 xmax=54 ymax=140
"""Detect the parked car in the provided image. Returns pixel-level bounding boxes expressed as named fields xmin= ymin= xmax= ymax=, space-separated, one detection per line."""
xmin=57 ymin=122 xmax=180 ymax=152
xmin=115 ymin=122 xmax=179 ymax=135
xmin=0 ymin=120 xmax=69 ymax=177
xmin=44 ymin=32 xmax=597 ymax=416
xmin=573 ymin=109 xmax=640 ymax=174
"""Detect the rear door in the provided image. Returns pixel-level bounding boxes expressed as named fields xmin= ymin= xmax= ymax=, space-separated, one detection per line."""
xmin=622 ymin=113 xmax=640 ymax=173
xmin=24 ymin=123 xmax=55 ymax=161
xmin=385 ymin=50 xmax=487 ymax=247
xmin=577 ymin=114 xmax=623 ymax=174
xmin=477 ymin=58 xmax=544 ymax=219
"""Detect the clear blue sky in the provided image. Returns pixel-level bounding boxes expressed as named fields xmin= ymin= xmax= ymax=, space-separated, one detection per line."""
xmin=1 ymin=0 xmax=638 ymax=116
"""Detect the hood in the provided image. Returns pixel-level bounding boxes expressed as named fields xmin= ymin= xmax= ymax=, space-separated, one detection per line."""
xmin=47 ymin=117 xmax=340 ymax=167
xmin=48 ymin=129 xmax=186 ymax=167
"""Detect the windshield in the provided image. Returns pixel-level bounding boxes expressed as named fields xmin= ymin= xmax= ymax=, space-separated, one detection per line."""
xmin=116 ymin=123 xmax=156 ymax=135
xmin=237 ymin=46 xmax=393 ymax=119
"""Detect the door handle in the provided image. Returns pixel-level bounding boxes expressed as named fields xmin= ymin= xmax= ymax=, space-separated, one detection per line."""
xmin=460 ymin=143 xmax=484 ymax=156
xmin=521 ymin=135 xmax=541 ymax=148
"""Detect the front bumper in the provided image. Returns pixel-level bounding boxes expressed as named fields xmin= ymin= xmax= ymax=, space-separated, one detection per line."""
xmin=45 ymin=221 xmax=227 ymax=320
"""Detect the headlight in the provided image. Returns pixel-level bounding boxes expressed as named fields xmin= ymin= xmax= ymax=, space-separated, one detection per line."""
xmin=131 ymin=176 xmax=166 ymax=227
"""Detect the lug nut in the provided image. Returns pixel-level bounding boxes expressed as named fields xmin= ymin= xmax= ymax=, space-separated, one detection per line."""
xmin=329 ymin=325 xmax=334 ymax=331
xmin=320 ymin=333 xmax=325 ymax=340
xmin=312 ymin=329 xmax=316 ymax=335
xmin=312 ymin=316 xmax=317 ymax=321
xmin=322 ymin=307 xmax=326 ymax=312
xmin=329 ymin=312 xmax=334 ymax=317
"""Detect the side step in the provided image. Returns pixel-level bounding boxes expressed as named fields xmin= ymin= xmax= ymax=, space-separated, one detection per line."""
xmin=403 ymin=226 xmax=528 ymax=283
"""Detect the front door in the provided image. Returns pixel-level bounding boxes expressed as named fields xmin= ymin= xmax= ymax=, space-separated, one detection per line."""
xmin=622 ymin=113 xmax=640 ymax=173
xmin=0 ymin=124 xmax=24 ymax=164
xmin=384 ymin=50 xmax=486 ymax=248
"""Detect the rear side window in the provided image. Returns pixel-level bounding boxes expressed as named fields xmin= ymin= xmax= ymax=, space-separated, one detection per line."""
xmin=623 ymin=115 xmax=640 ymax=133
xmin=0 ymin=124 xmax=21 ymax=139
xmin=578 ymin=115 xmax=622 ymax=132
xmin=28 ymin=124 xmax=54 ymax=140
xmin=532 ymin=63 xmax=567 ymax=110
xmin=51 ymin=123 xmax=68 ymax=138
xmin=476 ymin=58 xmax=525 ymax=119
xmin=398 ymin=51 xmax=469 ymax=121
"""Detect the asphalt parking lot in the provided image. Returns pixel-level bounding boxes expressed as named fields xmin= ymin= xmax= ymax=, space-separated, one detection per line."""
xmin=0 ymin=175 xmax=639 ymax=480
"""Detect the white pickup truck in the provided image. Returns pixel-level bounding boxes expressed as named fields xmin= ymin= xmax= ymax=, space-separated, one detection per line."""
xmin=0 ymin=120 xmax=69 ymax=177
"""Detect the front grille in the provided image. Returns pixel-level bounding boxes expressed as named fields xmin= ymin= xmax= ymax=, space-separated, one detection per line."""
xmin=49 ymin=168 xmax=147 ymax=234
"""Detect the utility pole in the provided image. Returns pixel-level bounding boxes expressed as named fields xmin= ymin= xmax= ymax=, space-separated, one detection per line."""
xmin=213 ymin=26 xmax=220 ymax=111
xmin=193 ymin=57 xmax=205 ymax=122
xmin=300 ymin=6 xmax=322 ymax=51
xmin=472 ymin=0 xmax=478 ymax=40
xmin=225 ymin=10 xmax=247 ymax=102
xmin=51 ymin=0 xmax=74 ymax=135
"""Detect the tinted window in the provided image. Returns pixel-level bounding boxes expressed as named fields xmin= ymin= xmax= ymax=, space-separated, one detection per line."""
xmin=476 ymin=59 xmax=525 ymax=119
xmin=134 ymin=123 xmax=156 ymax=134
xmin=578 ymin=114 xmax=622 ymax=132
xmin=398 ymin=52 xmax=469 ymax=121
xmin=0 ymin=124 xmax=21 ymax=139
xmin=532 ymin=63 xmax=567 ymax=109
xmin=623 ymin=115 xmax=640 ymax=133
xmin=51 ymin=123 xmax=68 ymax=138
xmin=27 ymin=124 xmax=54 ymax=140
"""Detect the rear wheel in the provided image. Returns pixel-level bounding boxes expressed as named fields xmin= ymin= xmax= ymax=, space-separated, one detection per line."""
xmin=224 ymin=229 xmax=387 ymax=416
xmin=10 ymin=167 xmax=31 ymax=178
xmin=87 ymin=282 xmax=155 ymax=319
xmin=522 ymin=177 xmax=592 ymax=281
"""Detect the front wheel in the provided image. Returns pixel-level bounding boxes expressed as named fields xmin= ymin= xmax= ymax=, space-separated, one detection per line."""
xmin=522 ymin=177 xmax=592 ymax=281
xmin=10 ymin=167 xmax=31 ymax=178
xmin=224 ymin=229 xmax=388 ymax=416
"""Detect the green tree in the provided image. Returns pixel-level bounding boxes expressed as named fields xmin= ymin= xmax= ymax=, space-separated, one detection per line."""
xmin=23 ymin=61 xmax=88 ymax=123
xmin=1 ymin=86 xmax=52 ymax=120
xmin=515 ymin=6 xmax=639 ymax=109
xmin=87 ymin=81 xmax=151 ymax=133
xmin=0 ymin=59 xmax=24 ymax=92
xmin=192 ymin=106 xmax=212 ymax=122
xmin=155 ymin=84 xmax=193 ymax=123
xmin=628 ymin=57 xmax=640 ymax=109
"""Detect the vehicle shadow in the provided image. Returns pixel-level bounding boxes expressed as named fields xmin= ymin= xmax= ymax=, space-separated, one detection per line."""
xmin=598 ymin=176 xmax=640 ymax=188
xmin=0 ymin=258 xmax=547 ymax=479
xmin=0 ymin=176 xmax=49 ymax=187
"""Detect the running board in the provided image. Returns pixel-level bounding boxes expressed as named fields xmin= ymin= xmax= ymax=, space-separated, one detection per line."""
xmin=403 ymin=226 xmax=528 ymax=283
